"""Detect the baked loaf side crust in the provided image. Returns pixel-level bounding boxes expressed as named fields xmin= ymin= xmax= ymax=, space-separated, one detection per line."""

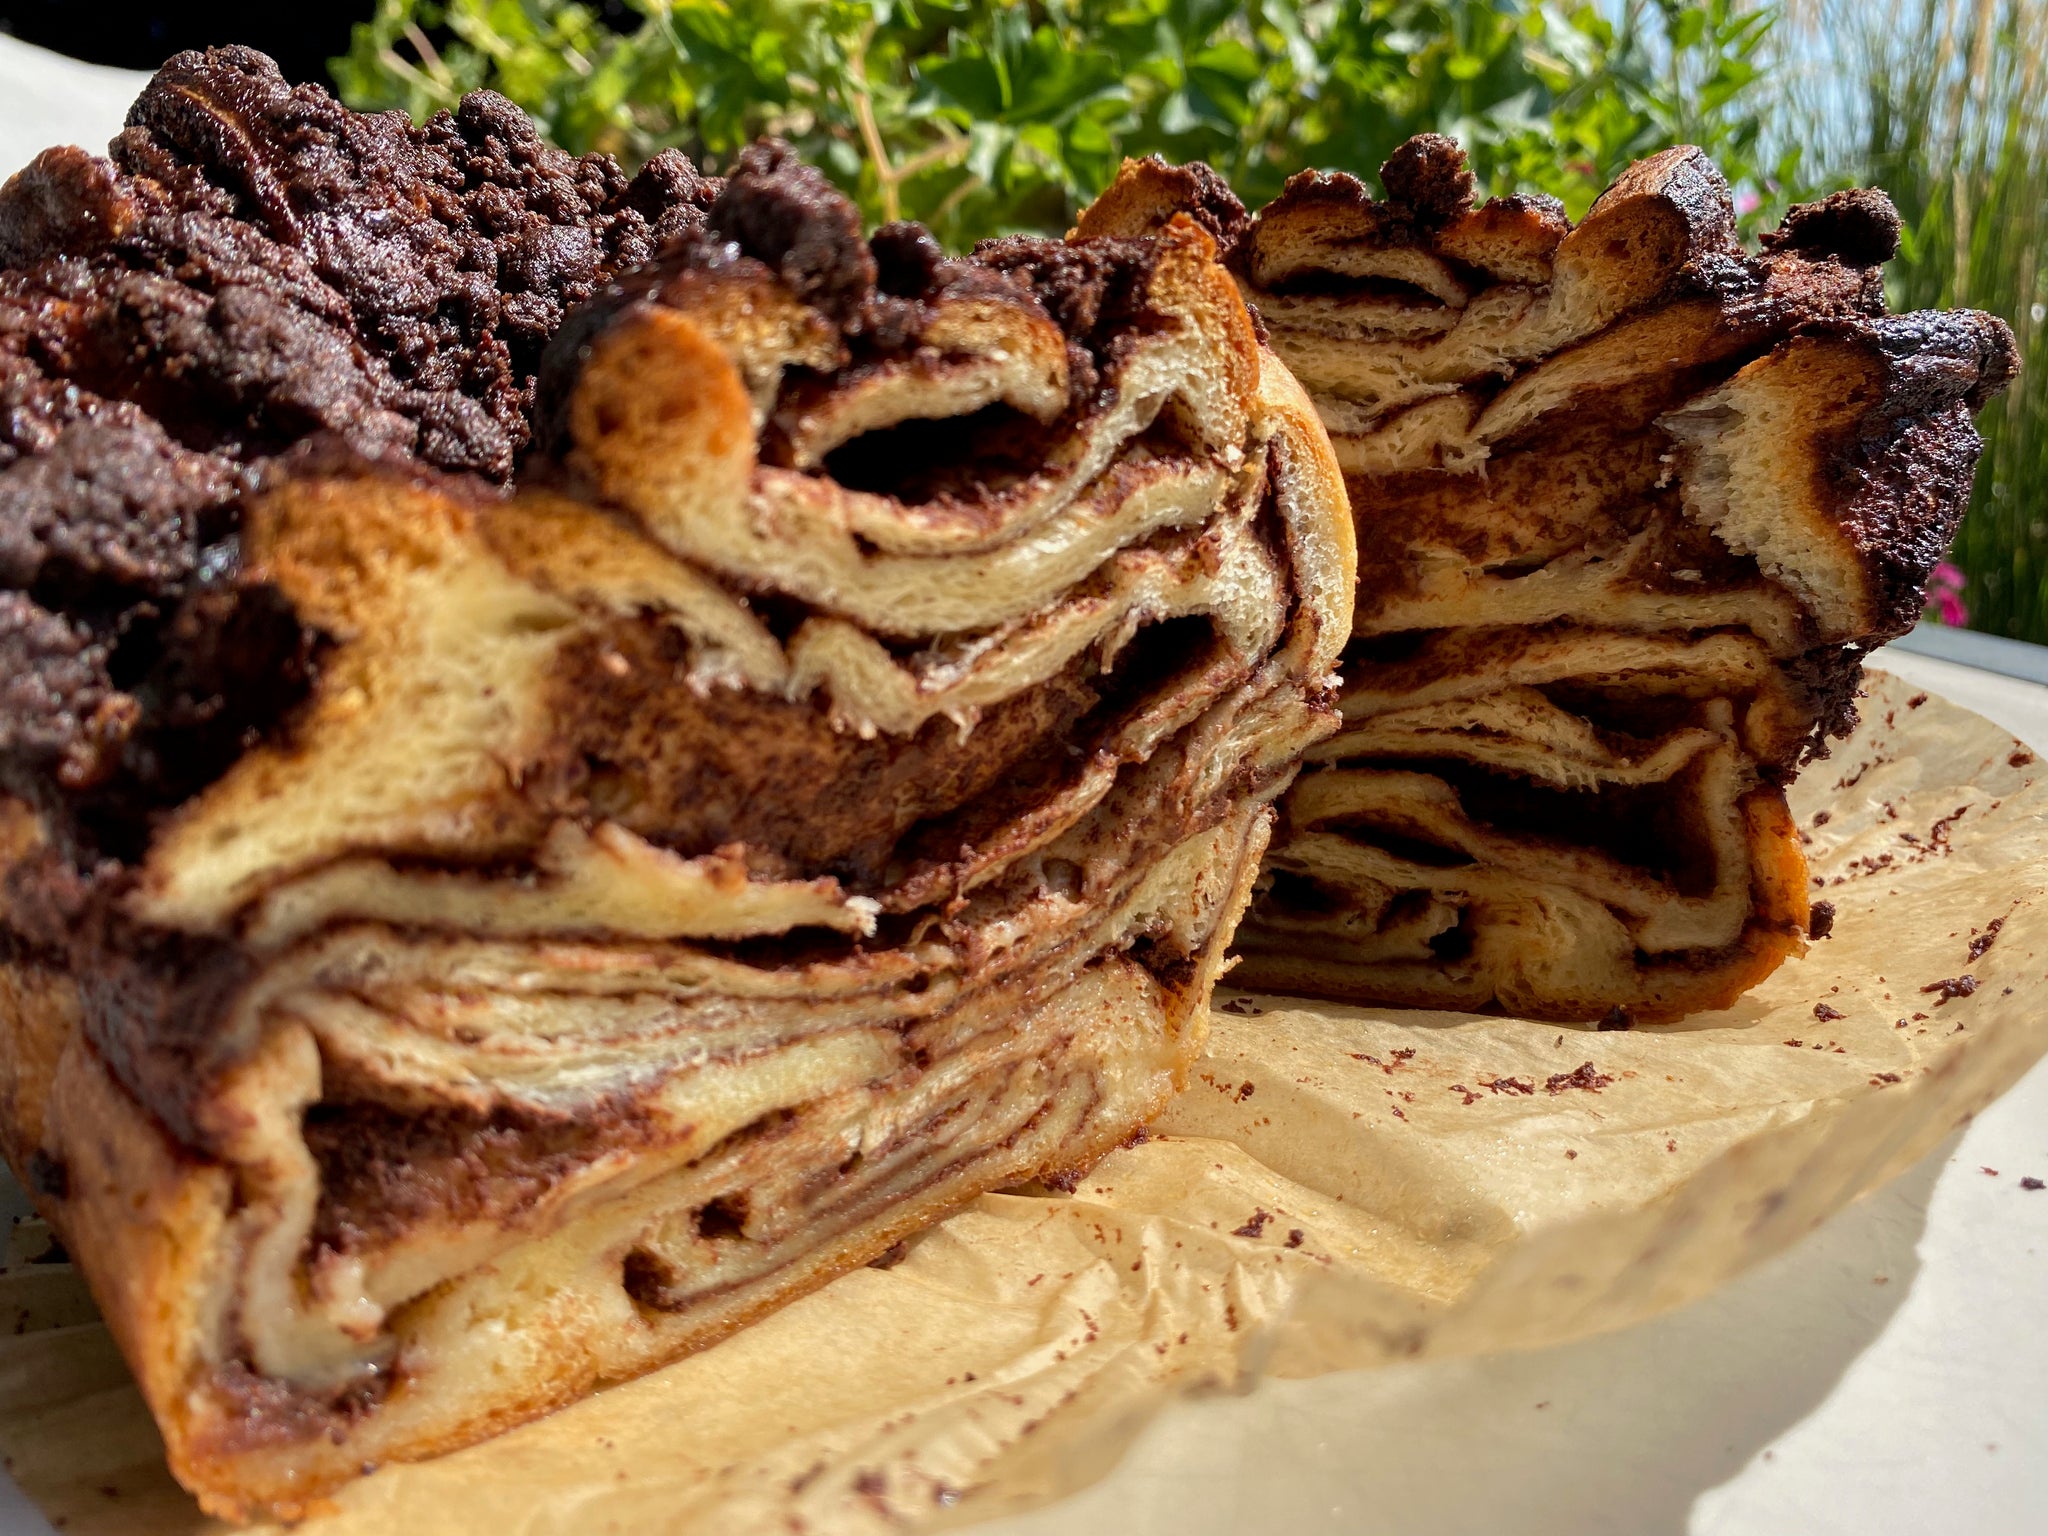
xmin=1080 ymin=141 xmax=2017 ymax=1021
xmin=0 ymin=68 xmax=1353 ymax=1519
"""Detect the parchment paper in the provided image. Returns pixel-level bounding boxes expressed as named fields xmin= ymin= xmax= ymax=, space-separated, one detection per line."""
xmin=2 ymin=669 xmax=2044 ymax=1535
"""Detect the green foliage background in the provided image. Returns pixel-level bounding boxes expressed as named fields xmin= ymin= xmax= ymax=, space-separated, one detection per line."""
xmin=334 ymin=0 xmax=2047 ymax=644
xmin=333 ymin=0 xmax=1803 ymax=248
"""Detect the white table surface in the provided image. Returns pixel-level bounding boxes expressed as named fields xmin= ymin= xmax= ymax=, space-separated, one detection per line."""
xmin=0 ymin=34 xmax=2042 ymax=1536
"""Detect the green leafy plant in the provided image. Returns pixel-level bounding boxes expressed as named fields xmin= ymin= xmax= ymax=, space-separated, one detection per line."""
xmin=334 ymin=0 xmax=1805 ymax=250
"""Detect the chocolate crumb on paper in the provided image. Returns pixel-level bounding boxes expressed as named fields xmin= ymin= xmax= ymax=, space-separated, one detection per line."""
xmin=1546 ymin=1062 xmax=1614 ymax=1095
xmin=1814 ymin=1002 xmax=1847 ymax=1021
xmin=1921 ymin=975 xmax=1979 ymax=1004
xmin=2023 ymin=1177 xmax=2046 ymax=1192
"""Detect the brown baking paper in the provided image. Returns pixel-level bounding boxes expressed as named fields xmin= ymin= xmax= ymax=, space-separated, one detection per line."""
xmin=3 ymin=669 xmax=2045 ymax=1535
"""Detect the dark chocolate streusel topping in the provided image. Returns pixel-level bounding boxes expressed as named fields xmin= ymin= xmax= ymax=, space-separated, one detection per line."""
xmin=0 ymin=46 xmax=714 ymax=860
xmin=0 ymin=45 xmax=1216 ymax=920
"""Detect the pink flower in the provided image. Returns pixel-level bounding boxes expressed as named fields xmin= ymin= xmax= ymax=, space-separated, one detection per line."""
xmin=1734 ymin=189 xmax=1762 ymax=217
xmin=1924 ymin=560 xmax=1970 ymax=626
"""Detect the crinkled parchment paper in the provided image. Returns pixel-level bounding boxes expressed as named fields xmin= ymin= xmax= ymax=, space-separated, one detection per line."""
xmin=3 ymin=670 xmax=2045 ymax=1535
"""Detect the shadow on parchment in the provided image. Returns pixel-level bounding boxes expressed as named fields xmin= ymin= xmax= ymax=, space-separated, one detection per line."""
xmin=974 ymin=1130 xmax=1948 ymax=1536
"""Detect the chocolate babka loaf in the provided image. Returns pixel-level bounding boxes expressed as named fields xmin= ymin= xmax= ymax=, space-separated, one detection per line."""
xmin=0 ymin=60 xmax=1352 ymax=1516
xmin=1081 ymin=138 xmax=2017 ymax=1021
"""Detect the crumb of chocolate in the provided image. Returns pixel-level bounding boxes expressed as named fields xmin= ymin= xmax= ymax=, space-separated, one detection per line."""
xmin=1809 ymin=900 xmax=1836 ymax=940
xmin=2023 ymin=1177 xmax=2046 ymax=1191
xmin=1284 ymin=1228 xmax=1305 ymax=1249
xmin=1597 ymin=1006 xmax=1635 ymax=1031
xmin=2011 ymin=750 xmax=2036 ymax=768
xmin=709 ymin=140 xmax=874 ymax=323
xmin=1378 ymin=133 xmax=1475 ymax=226
xmin=1235 ymin=1081 xmax=1255 ymax=1102
xmin=867 ymin=1241 xmax=910 ymax=1270
xmin=1784 ymin=1039 xmax=1805 ymax=1048
xmin=1232 ymin=1209 xmax=1272 ymax=1239
xmin=1447 ymin=1084 xmax=1481 ymax=1105
xmin=1813 ymin=810 xmax=1832 ymax=826
xmin=1921 ymin=975 xmax=1978 ymax=1003
xmin=1762 ymin=188 xmax=1903 ymax=266
xmin=1907 ymin=692 xmax=1929 ymax=707
xmin=1983 ymin=1167 xmax=2000 ymax=1176
xmin=1564 ymin=1148 xmax=1578 ymax=1159
xmin=1813 ymin=1002 xmax=1846 ymax=1021
xmin=1968 ymin=918 xmax=2005 ymax=961
xmin=1546 ymin=1062 xmax=1613 ymax=1094
xmin=1869 ymin=1072 xmax=1902 ymax=1085
xmin=1482 ymin=1076 xmax=1535 ymax=1096
xmin=1217 ymin=997 xmax=1265 ymax=1016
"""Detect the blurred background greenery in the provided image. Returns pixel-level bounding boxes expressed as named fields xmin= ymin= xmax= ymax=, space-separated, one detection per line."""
xmin=332 ymin=0 xmax=2040 ymax=642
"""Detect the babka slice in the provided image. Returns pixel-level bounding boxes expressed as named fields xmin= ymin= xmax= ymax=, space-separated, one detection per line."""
xmin=0 ymin=71 xmax=1353 ymax=1520
xmin=1081 ymin=139 xmax=2016 ymax=1021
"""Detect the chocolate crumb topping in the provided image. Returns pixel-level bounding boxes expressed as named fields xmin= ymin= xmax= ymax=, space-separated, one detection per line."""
xmin=869 ymin=220 xmax=947 ymax=297
xmin=0 ymin=46 xmax=716 ymax=876
xmin=1378 ymin=133 xmax=1475 ymax=227
xmin=707 ymin=140 xmax=874 ymax=325
xmin=1809 ymin=900 xmax=1837 ymax=940
xmin=1124 ymin=156 xmax=1251 ymax=253
xmin=1763 ymin=189 xmax=1903 ymax=268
